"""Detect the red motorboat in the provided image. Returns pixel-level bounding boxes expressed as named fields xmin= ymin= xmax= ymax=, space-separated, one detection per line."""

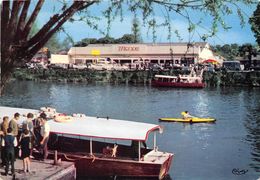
xmin=152 ymin=75 xmax=205 ymax=88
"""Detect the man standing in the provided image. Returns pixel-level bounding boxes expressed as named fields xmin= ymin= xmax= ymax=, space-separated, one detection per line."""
xmin=9 ymin=113 xmax=20 ymax=138
xmin=39 ymin=113 xmax=50 ymax=160
xmin=2 ymin=127 xmax=17 ymax=177
xmin=9 ymin=113 xmax=20 ymax=158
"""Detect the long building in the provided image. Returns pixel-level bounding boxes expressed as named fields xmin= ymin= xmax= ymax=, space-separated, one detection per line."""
xmin=58 ymin=42 xmax=222 ymax=65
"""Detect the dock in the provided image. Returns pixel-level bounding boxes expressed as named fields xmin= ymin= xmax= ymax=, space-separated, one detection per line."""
xmin=0 ymin=159 xmax=76 ymax=180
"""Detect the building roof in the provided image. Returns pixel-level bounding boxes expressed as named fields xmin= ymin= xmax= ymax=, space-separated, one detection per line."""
xmin=68 ymin=42 xmax=209 ymax=57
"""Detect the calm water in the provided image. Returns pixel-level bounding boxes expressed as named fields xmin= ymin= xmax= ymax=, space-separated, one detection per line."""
xmin=0 ymin=81 xmax=260 ymax=180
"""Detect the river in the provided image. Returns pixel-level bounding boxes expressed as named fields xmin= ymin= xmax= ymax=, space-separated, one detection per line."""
xmin=0 ymin=80 xmax=259 ymax=180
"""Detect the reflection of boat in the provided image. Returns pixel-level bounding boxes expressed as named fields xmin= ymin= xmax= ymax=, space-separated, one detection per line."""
xmin=0 ymin=106 xmax=173 ymax=179
xmin=159 ymin=117 xmax=216 ymax=123
xmin=152 ymin=75 xmax=205 ymax=88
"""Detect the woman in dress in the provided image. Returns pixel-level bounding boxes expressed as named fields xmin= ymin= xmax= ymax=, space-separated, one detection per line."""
xmin=20 ymin=129 xmax=31 ymax=173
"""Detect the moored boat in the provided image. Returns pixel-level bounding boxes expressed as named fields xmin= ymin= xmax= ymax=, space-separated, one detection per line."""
xmin=0 ymin=106 xmax=173 ymax=179
xmin=152 ymin=74 xmax=205 ymax=88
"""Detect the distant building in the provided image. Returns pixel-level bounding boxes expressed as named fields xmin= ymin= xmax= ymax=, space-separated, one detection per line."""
xmin=50 ymin=54 xmax=70 ymax=64
xmin=66 ymin=42 xmax=221 ymax=65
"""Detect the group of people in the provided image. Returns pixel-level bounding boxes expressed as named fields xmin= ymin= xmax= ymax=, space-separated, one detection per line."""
xmin=0 ymin=111 xmax=50 ymax=177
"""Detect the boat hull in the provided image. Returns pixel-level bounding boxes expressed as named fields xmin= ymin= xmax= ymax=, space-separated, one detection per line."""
xmin=75 ymin=154 xmax=173 ymax=179
xmin=45 ymin=135 xmax=173 ymax=179
xmin=152 ymin=81 xmax=205 ymax=88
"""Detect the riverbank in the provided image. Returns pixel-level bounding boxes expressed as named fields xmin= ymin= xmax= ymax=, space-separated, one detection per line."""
xmin=13 ymin=68 xmax=260 ymax=87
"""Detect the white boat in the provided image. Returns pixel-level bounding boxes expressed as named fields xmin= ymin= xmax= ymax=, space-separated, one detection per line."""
xmin=0 ymin=106 xmax=173 ymax=179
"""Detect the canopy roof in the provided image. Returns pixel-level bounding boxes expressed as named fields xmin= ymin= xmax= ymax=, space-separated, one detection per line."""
xmin=49 ymin=116 xmax=160 ymax=141
xmin=0 ymin=106 xmax=161 ymax=141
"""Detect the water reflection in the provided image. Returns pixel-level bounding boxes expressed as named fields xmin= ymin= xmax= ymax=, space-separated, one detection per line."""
xmin=243 ymin=92 xmax=260 ymax=172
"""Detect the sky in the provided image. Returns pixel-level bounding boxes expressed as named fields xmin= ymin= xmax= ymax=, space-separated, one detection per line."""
xmin=35 ymin=1 xmax=258 ymax=46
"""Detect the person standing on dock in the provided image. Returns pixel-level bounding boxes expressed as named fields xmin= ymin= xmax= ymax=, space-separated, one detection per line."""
xmin=2 ymin=127 xmax=17 ymax=177
xmin=22 ymin=113 xmax=35 ymax=157
xmin=20 ymin=129 xmax=31 ymax=173
xmin=1 ymin=116 xmax=9 ymax=166
xmin=9 ymin=113 xmax=20 ymax=137
xmin=39 ymin=113 xmax=50 ymax=160
xmin=9 ymin=113 xmax=20 ymax=158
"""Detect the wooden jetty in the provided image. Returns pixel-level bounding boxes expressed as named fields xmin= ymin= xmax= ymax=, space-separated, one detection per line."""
xmin=0 ymin=159 xmax=76 ymax=180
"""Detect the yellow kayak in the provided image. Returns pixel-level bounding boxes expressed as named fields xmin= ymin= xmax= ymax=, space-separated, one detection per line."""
xmin=159 ymin=117 xmax=216 ymax=123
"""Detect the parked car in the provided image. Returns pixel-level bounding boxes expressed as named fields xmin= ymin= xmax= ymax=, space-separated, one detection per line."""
xmin=172 ymin=64 xmax=182 ymax=70
xmin=48 ymin=63 xmax=68 ymax=69
xmin=222 ymin=61 xmax=241 ymax=71
xmin=149 ymin=63 xmax=163 ymax=71
xmin=72 ymin=64 xmax=88 ymax=70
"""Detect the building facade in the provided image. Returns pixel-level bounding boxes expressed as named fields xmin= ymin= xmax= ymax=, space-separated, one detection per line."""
xmin=65 ymin=42 xmax=220 ymax=65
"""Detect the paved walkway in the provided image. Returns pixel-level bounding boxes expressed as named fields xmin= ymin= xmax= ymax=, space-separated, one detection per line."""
xmin=0 ymin=159 xmax=75 ymax=180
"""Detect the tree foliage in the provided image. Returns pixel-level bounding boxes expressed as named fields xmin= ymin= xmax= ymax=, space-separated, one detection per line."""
xmin=75 ymin=34 xmax=140 ymax=46
xmin=212 ymin=43 xmax=258 ymax=63
xmin=131 ymin=16 xmax=142 ymax=43
xmin=212 ymin=44 xmax=240 ymax=60
xmin=45 ymin=33 xmax=62 ymax=54
xmin=250 ymin=2 xmax=260 ymax=46
xmin=238 ymin=43 xmax=258 ymax=68
xmin=0 ymin=0 xmax=257 ymax=94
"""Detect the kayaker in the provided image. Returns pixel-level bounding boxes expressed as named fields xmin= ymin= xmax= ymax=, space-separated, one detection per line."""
xmin=182 ymin=111 xmax=193 ymax=119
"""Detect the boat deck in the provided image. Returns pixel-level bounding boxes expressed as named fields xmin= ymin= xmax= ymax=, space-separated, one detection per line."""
xmin=143 ymin=150 xmax=172 ymax=164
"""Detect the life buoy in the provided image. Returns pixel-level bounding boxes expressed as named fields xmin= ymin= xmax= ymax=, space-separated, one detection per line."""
xmin=54 ymin=115 xmax=73 ymax=123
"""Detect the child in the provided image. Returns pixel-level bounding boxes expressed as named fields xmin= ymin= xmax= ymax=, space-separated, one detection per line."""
xmin=20 ymin=129 xmax=31 ymax=173
xmin=2 ymin=127 xmax=17 ymax=177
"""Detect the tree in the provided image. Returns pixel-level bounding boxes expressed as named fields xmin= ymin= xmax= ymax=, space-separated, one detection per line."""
xmin=45 ymin=33 xmax=62 ymax=54
xmin=80 ymin=38 xmax=98 ymax=45
xmin=250 ymin=2 xmax=260 ymax=46
xmin=0 ymin=0 xmax=256 ymax=94
xmin=239 ymin=43 xmax=258 ymax=68
xmin=131 ymin=16 xmax=142 ymax=43
xmin=1 ymin=1 xmax=96 ymax=94
xmin=96 ymin=36 xmax=116 ymax=44
xmin=115 ymin=34 xmax=137 ymax=44
xmin=60 ymin=37 xmax=74 ymax=51
xmin=212 ymin=43 xmax=239 ymax=60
